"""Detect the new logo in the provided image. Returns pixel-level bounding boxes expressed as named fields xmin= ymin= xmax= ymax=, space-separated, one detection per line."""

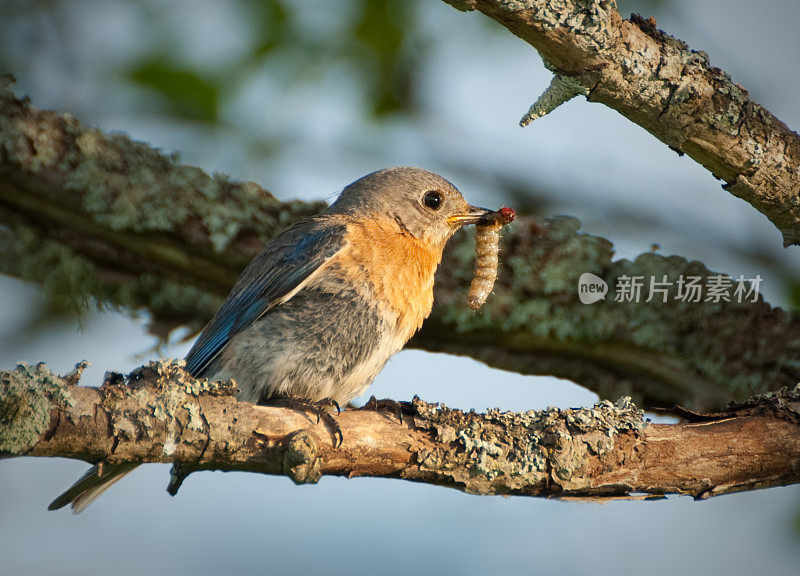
xmin=578 ymin=273 xmax=608 ymax=304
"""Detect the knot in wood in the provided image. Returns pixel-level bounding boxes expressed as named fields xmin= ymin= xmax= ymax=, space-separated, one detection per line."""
xmin=282 ymin=430 xmax=321 ymax=485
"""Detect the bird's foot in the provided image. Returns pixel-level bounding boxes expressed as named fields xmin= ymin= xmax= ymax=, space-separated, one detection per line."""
xmin=267 ymin=396 xmax=343 ymax=448
xmin=360 ymin=396 xmax=413 ymax=424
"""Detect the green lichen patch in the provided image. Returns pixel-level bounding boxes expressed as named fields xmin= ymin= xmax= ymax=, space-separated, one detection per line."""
xmin=0 ymin=225 xmax=99 ymax=315
xmin=0 ymin=363 xmax=72 ymax=453
xmin=95 ymin=360 xmax=238 ymax=457
xmin=721 ymin=382 xmax=800 ymax=415
xmin=0 ymin=88 xmax=324 ymax=258
xmin=0 ymin=222 xmax=223 ymax=336
xmin=124 ymin=359 xmax=237 ymax=399
xmin=411 ymin=395 xmax=647 ymax=495
xmin=517 ymin=0 xmax=614 ymax=48
xmin=520 ymin=73 xmax=588 ymax=126
xmin=107 ymin=359 xmax=235 ymax=437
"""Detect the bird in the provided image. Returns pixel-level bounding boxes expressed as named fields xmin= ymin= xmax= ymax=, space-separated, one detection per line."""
xmin=49 ymin=166 xmax=494 ymax=513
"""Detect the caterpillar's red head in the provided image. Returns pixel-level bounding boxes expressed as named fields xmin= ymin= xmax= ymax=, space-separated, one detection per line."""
xmin=497 ymin=207 xmax=516 ymax=225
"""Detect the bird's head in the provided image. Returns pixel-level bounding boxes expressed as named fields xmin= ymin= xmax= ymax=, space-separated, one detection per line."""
xmin=329 ymin=166 xmax=492 ymax=250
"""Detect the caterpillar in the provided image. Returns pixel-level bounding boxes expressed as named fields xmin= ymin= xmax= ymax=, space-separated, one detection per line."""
xmin=467 ymin=206 xmax=516 ymax=311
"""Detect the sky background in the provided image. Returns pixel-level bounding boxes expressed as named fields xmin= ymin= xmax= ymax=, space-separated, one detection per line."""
xmin=1 ymin=0 xmax=799 ymax=574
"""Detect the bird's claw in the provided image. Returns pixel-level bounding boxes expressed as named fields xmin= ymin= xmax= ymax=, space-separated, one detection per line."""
xmin=361 ymin=396 xmax=410 ymax=424
xmin=318 ymin=397 xmax=341 ymax=415
xmin=322 ymin=413 xmax=344 ymax=448
xmin=266 ymin=395 xmax=344 ymax=448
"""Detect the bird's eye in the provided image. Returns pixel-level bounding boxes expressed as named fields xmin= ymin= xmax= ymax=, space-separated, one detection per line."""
xmin=422 ymin=190 xmax=443 ymax=211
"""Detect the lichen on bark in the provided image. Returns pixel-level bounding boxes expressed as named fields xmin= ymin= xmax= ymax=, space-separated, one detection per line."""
xmin=412 ymin=395 xmax=647 ymax=495
xmin=0 ymin=362 xmax=73 ymax=453
xmin=2 ymin=359 xmax=798 ymax=501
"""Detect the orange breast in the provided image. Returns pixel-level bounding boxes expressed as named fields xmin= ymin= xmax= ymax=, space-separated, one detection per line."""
xmin=334 ymin=217 xmax=442 ymax=340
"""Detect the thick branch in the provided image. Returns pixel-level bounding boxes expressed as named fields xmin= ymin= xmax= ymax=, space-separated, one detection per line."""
xmin=445 ymin=1 xmax=800 ymax=246
xmin=1 ymin=87 xmax=798 ymax=410
xmin=0 ymin=78 xmax=324 ymax=328
xmin=2 ymin=361 xmax=799 ymax=500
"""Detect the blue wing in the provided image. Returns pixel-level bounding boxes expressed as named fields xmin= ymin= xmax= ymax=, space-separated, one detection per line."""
xmin=184 ymin=221 xmax=347 ymax=377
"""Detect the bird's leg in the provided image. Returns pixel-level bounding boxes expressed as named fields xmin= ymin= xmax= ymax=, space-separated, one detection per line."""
xmin=360 ymin=396 xmax=413 ymax=424
xmin=265 ymin=395 xmax=343 ymax=448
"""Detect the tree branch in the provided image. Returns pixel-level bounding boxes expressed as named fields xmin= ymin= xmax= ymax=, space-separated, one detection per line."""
xmin=2 ymin=360 xmax=799 ymax=500
xmin=0 ymin=76 xmax=324 ymax=331
xmin=444 ymin=1 xmax=800 ymax=246
xmin=1 ymin=85 xmax=798 ymax=410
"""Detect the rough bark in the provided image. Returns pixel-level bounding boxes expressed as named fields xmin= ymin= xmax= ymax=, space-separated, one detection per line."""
xmin=0 ymin=76 xmax=323 ymax=331
xmin=1 ymin=86 xmax=798 ymax=411
xmin=444 ymin=1 xmax=800 ymax=246
xmin=2 ymin=360 xmax=799 ymax=501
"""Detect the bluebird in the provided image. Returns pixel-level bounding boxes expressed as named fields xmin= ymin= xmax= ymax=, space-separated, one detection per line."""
xmin=49 ymin=167 xmax=494 ymax=513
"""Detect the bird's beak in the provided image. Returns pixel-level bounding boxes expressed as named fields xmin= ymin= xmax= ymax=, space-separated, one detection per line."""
xmin=448 ymin=205 xmax=494 ymax=227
